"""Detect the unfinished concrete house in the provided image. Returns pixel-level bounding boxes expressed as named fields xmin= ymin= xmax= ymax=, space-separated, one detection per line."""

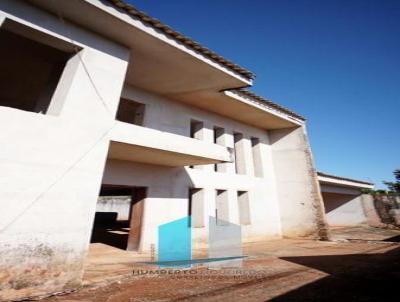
xmin=0 ymin=0 xmax=374 ymax=300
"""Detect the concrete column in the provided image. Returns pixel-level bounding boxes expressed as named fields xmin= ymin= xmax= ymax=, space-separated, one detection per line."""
xmin=233 ymin=132 xmax=245 ymax=174
xmin=243 ymin=135 xmax=255 ymax=176
xmin=216 ymin=189 xmax=230 ymax=224
xmin=232 ymin=133 xmax=253 ymax=176
xmin=50 ymin=48 xmax=128 ymax=118
xmin=192 ymin=188 xmax=208 ymax=253
xmin=194 ymin=122 xmax=214 ymax=172
xmin=251 ymin=137 xmax=264 ymax=178
xmin=191 ymin=188 xmax=206 ymax=228
xmin=228 ymin=189 xmax=240 ymax=224
xmin=237 ymin=191 xmax=251 ymax=225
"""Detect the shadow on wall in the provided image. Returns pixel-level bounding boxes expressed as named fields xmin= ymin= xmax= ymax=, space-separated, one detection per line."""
xmin=101 ymin=160 xmax=196 ymax=199
xmin=270 ymin=246 xmax=400 ymax=302
xmin=323 ymin=193 xmax=356 ymax=213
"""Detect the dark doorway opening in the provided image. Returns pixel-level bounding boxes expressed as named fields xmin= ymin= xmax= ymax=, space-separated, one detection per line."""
xmin=90 ymin=185 xmax=147 ymax=251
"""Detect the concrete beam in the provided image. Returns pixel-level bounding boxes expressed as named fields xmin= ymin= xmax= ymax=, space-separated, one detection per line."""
xmin=109 ymin=121 xmax=233 ymax=166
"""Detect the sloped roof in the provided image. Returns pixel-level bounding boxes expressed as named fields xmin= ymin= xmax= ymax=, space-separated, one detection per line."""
xmin=106 ymin=0 xmax=305 ymax=122
xmin=232 ymin=89 xmax=306 ymax=121
xmin=317 ymin=172 xmax=374 ymax=186
xmin=107 ymin=0 xmax=255 ymax=80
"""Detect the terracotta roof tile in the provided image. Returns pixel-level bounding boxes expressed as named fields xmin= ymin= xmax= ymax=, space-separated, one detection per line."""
xmin=232 ymin=89 xmax=306 ymax=121
xmin=106 ymin=0 xmax=255 ymax=80
xmin=106 ymin=1 xmax=307 ymax=122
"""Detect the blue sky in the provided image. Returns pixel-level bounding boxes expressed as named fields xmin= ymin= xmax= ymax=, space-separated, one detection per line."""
xmin=127 ymin=0 xmax=399 ymax=188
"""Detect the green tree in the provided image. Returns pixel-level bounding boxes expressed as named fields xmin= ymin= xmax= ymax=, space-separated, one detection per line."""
xmin=383 ymin=169 xmax=400 ymax=193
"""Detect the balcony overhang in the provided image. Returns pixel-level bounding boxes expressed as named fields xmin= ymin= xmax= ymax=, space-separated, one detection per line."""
xmin=109 ymin=122 xmax=233 ymax=166
xmin=27 ymin=0 xmax=252 ymax=96
xmin=168 ymin=89 xmax=304 ymax=130
xmin=23 ymin=0 xmax=305 ymax=131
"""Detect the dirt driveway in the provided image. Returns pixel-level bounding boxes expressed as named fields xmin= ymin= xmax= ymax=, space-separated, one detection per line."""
xmin=43 ymin=226 xmax=400 ymax=302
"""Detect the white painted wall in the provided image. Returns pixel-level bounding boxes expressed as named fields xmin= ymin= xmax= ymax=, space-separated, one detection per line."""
xmin=102 ymin=85 xmax=284 ymax=251
xmin=0 ymin=1 xmax=129 ymax=300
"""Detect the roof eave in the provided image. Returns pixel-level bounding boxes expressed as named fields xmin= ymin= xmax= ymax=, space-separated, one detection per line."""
xmin=317 ymin=172 xmax=374 ymax=189
xmin=105 ymin=0 xmax=255 ymax=82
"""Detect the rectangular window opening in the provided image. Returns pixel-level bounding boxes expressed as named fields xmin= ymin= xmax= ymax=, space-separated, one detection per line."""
xmin=116 ymin=98 xmax=145 ymax=126
xmin=190 ymin=119 xmax=204 ymax=139
xmin=0 ymin=26 xmax=73 ymax=115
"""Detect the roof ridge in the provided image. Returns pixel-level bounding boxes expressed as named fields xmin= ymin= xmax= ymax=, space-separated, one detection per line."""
xmin=107 ymin=0 xmax=255 ymax=80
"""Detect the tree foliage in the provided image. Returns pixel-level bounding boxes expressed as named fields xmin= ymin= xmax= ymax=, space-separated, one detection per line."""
xmin=383 ymin=169 xmax=400 ymax=193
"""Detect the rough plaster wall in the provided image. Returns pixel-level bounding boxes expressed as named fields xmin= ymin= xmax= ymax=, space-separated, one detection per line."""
xmin=0 ymin=2 xmax=129 ymax=300
xmin=270 ymin=126 xmax=329 ymax=239
xmin=361 ymin=194 xmax=382 ymax=227
xmin=362 ymin=194 xmax=400 ymax=227
xmin=322 ymin=193 xmax=367 ymax=226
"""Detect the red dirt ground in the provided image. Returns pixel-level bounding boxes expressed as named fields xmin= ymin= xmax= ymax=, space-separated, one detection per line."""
xmin=42 ymin=226 xmax=400 ymax=302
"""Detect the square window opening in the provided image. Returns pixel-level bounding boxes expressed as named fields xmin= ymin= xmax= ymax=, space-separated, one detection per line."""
xmin=0 ymin=27 xmax=72 ymax=114
xmin=116 ymin=98 xmax=146 ymax=126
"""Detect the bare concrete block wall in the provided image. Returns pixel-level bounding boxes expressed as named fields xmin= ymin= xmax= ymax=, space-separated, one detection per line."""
xmin=270 ymin=126 xmax=329 ymax=240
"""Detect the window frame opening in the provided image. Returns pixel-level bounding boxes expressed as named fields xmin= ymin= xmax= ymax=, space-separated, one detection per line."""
xmin=0 ymin=19 xmax=78 ymax=116
xmin=190 ymin=119 xmax=204 ymax=139
xmin=115 ymin=98 xmax=146 ymax=126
